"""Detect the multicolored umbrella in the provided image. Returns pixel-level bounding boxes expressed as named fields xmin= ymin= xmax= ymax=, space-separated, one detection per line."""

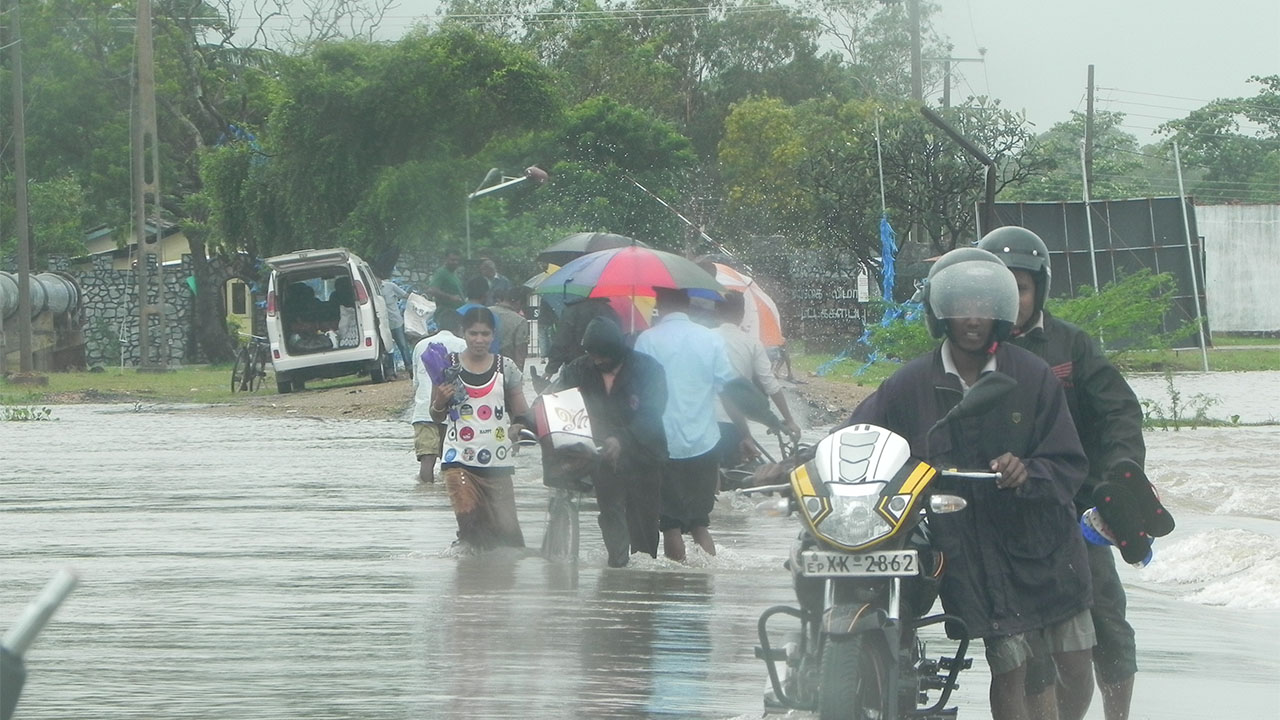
xmin=535 ymin=232 xmax=651 ymax=268
xmin=713 ymin=263 xmax=784 ymax=348
xmin=534 ymin=246 xmax=723 ymax=331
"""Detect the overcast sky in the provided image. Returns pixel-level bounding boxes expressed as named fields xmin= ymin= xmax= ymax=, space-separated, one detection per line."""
xmin=373 ymin=0 xmax=1279 ymax=142
xmin=930 ymin=0 xmax=1280 ymax=141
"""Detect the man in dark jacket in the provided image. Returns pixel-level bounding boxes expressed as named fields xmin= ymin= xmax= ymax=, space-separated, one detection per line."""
xmin=549 ymin=316 xmax=668 ymax=567
xmin=544 ymin=296 xmax=621 ymax=378
xmin=846 ymin=248 xmax=1095 ymax=720
xmin=981 ymin=226 xmax=1174 ymax=720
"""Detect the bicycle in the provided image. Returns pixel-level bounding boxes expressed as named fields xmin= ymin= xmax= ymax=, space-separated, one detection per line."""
xmin=231 ymin=334 xmax=272 ymax=393
xmin=519 ymin=429 xmax=593 ymax=564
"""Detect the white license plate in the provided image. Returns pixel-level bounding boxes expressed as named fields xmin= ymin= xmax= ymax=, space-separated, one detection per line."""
xmin=799 ymin=550 xmax=919 ymax=577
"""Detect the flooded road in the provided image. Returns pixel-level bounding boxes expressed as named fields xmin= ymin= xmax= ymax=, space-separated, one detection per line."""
xmin=2 ymin=372 xmax=1278 ymax=719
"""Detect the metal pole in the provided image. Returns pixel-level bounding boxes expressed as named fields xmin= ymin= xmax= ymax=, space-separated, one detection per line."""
xmin=1084 ymin=65 xmax=1095 ymax=199
xmin=1173 ymin=141 xmax=1210 ymax=371
xmin=908 ymin=0 xmax=922 ymax=101
xmin=943 ymin=60 xmax=951 ymax=109
xmin=875 ymin=115 xmax=887 ymax=215
xmin=1078 ymin=141 xmax=1100 ymax=292
xmin=464 ymin=199 xmax=471 ymax=260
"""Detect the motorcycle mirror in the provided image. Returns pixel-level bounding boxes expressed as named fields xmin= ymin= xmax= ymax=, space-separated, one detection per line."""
xmin=930 ymin=371 xmax=1017 ymax=433
xmin=929 ymin=494 xmax=968 ymax=514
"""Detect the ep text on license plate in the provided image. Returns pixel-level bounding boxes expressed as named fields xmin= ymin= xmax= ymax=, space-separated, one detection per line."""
xmin=799 ymin=550 xmax=919 ymax=577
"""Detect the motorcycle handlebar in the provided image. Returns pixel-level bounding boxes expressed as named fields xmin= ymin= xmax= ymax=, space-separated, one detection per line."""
xmin=939 ymin=470 xmax=1002 ymax=481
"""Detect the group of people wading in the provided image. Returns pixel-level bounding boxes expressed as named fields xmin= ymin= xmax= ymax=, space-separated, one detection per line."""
xmin=411 ymin=227 xmax=1175 ymax=720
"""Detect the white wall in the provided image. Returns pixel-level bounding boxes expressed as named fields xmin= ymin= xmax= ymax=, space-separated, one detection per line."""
xmin=1199 ymin=204 xmax=1280 ymax=333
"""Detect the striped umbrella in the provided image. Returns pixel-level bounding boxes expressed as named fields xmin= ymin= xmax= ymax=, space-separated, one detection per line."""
xmin=713 ymin=263 xmax=784 ymax=348
xmin=534 ymin=246 xmax=723 ymax=332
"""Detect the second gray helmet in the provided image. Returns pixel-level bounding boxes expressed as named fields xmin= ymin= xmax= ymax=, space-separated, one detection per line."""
xmin=977 ymin=226 xmax=1052 ymax=314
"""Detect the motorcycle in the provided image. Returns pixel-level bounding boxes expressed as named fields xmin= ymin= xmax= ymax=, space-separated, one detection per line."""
xmin=744 ymin=372 xmax=1015 ymax=720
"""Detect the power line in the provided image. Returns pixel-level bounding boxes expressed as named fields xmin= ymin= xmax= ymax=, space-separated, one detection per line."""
xmin=1098 ymin=85 xmax=1279 ymax=114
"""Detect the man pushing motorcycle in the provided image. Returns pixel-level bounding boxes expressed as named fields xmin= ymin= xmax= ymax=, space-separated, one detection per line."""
xmin=842 ymin=248 xmax=1096 ymax=720
xmin=979 ymin=226 xmax=1174 ymax=720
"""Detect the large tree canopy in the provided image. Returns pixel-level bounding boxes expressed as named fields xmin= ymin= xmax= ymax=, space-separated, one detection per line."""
xmin=206 ymin=28 xmax=562 ymax=264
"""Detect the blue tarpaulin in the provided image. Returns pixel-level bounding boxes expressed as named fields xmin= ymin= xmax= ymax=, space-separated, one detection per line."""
xmin=816 ymin=214 xmax=903 ymax=376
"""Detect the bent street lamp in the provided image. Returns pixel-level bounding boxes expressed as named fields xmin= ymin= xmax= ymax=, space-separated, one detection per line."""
xmin=464 ymin=165 xmax=549 ymax=259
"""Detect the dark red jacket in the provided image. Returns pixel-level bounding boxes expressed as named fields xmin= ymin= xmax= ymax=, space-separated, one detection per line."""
xmin=846 ymin=342 xmax=1091 ymax=639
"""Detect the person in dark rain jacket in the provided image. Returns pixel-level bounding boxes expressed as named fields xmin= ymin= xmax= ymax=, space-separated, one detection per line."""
xmin=980 ymin=226 xmax=1174 ymax=720
xmin=549 ymin=316 xmax=668 ymax=567
xmin=845 ymin=248 xmax=1095 ymax=720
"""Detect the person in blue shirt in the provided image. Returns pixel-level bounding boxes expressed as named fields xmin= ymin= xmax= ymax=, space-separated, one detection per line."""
xmin=633 ymin=286 xmax=746 ymax=561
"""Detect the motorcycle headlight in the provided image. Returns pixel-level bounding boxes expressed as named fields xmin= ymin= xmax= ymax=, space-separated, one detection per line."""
xmin=801 ymin=481 xmax=892 ymax=550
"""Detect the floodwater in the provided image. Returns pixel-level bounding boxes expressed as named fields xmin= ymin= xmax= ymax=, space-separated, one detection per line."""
xmin=2 ymin=372 xmax=1278 ymax=719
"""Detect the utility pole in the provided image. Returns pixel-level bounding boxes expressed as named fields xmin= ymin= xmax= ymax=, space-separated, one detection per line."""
xmin=8 ymin=0 xmax=34 ymax=375
xmin=133 ymin=0 xmax=169 ymax=371
xmin=1084 ymin=64 xmax=1095 ymax=199
xmin=908 ymin=0 xmax=922 ymax=101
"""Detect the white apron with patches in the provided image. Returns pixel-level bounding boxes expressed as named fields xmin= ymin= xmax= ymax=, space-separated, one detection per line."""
xmin=441 ymin=361 xmax=514 ymax=470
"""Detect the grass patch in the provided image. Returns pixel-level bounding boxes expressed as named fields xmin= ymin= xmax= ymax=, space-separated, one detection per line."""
xmin=1210 ymin=335 xmax=1279 ymax=347
xmin=790 ymin=349 xmax=900 ymax=387
xmin=1121 ymin=347 xmax=1280 ymax=373
xmin=0 ymin=364 xmax=391 ymax=406
xmin=0 ymin=365 xmax=240 ymax=405
xmin=792 ymin=340 xmax=1279 ymax=387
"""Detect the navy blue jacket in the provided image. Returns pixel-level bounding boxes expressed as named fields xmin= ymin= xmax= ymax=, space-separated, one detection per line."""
xmin=847 ymin=342 xmax=1091 ymax=639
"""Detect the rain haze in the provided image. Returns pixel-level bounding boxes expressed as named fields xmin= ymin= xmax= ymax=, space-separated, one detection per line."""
xmin=930 ymin=0 xmax=1280 ymax=140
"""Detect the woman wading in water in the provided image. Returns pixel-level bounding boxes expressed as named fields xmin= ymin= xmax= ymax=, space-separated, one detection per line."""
xmin=430 ymin=307 xmax=532 ymax=549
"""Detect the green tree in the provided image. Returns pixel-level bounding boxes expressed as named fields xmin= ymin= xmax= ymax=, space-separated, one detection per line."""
xmin=1003 ymin=110 xmax=1154 ymax=201
xmin=205 ymin=29 xmax=561 ymax=267
xmin=799 ymin=0 xmax=947 ymax=99
xmin=1157 ymin=75 xmax=1280 ymax=204
xmin=719 ymin=95 xmax=1039 ymax=282
xmin=0 ymin=175 xmax=89 ymax=264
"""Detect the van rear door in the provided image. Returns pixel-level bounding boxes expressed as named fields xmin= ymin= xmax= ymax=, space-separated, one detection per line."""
xmin=264 ymin=248 xmax=351 ymax=272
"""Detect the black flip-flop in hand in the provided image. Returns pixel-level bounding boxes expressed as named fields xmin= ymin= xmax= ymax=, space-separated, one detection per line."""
xmin=1107 ymin=459 xmax=1175 ymax=537
xmin=1091 ymin=483 xmax=1153 ymax=565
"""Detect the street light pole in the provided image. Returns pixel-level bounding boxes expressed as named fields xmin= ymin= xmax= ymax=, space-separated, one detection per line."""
xmin=464 ymin=166 xmax=548 ymax=258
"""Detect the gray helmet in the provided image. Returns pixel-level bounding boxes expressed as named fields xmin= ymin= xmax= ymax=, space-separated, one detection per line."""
xmin=923 ymin=247 xmax=1019 ymax=341
xmin=977 ymin=226 xmax=1052 ymax=314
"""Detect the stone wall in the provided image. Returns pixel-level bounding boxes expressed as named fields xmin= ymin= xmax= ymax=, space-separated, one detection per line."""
xmin=75 ymin=253 xmax=196 ymax=367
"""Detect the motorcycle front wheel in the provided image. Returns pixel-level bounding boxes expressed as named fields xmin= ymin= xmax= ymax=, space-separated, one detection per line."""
xmin=818 ymin=634 xmax=890 ymax=720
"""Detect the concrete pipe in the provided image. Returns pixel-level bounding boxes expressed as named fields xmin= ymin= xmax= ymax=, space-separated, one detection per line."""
xmin=35 ymin=273 xmax=81 ymax=315
xmin=0 ymin=271 xmax=82 ymax=319
xmin=0 ymin=271 xmax=15 ymax=319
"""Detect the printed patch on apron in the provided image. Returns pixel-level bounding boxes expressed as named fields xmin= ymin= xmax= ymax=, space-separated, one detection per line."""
xmin=443 ymin=448 xmax=457 ymax=462
xmin=460 ymin=403 xmax=474 ymax=419
xmin=495 ymin=406 xmax=504 ymax=420
xmin=496 ymin=446 xmax=508 ymax=460
xmin=494 ymin=427 xmax=506 ymax=442
xmin=478 ymin=449 xmax=492 ymax=465
xmin=463 ymin=447 xmax=476 ymax=463
xmin=477 ymin=405 xmax=493 ymax=421
xmin=460 ymin=426 xmax=475 ymax=442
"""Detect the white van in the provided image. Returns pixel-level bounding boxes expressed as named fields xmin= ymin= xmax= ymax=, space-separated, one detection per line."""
xmin=264 ymin=248 xmax=396 ymax=393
